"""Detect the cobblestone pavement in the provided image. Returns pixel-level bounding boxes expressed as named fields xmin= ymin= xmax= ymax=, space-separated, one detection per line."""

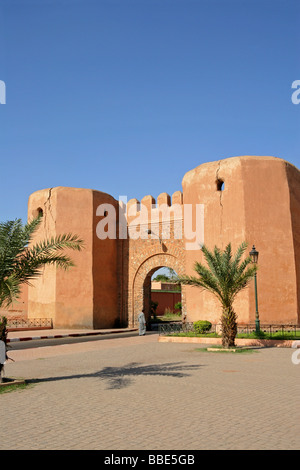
xmin=1 ymin=333 xmax=299 ymax=450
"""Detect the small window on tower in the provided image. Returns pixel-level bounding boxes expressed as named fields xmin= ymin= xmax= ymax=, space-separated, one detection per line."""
xmin=34 ymin=207 xmax=44 ymax=217
xmin=216 ymin=179 xmax=225 ymax=191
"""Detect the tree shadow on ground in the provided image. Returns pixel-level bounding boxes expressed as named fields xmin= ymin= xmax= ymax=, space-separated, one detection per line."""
xmin=27 ymin=361 xmax=203 ymax=389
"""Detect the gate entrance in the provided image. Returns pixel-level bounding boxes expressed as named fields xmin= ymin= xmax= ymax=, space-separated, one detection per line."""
xmin=150 ymin=267 xmax=181 ymax=319
xmin=130 ymin=253 xmax=186 ymax=328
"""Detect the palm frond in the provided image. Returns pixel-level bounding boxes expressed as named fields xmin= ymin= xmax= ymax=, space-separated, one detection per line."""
xmin=0 ymin=276 xmax=21 ymax=308
xmin=179 ymin=241 xmax=257 ymax=310
xmin=231 ymin=241 xmax=247 ymax=272
xmin=201 ymin=245 xmax=223 ymax=280
xmin=230 ymin=263 xmax=258 ymax=301
xmin=22 ymin=215 xmax=43 ymax=244
xmin=26 ymin=233 xmax=84 ymax=259
xmin=0 ymin=216 xmax=85 ymax=308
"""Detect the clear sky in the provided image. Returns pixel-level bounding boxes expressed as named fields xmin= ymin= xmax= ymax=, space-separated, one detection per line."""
xmin=0 ymin=0 xmax=299 ymax=223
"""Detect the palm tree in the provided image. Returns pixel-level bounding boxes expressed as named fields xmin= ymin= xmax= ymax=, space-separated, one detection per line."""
xmin=0 ymin=216 xmax=84 ymax=309
xmin=178 ymin=242 xmax=257 ymax=348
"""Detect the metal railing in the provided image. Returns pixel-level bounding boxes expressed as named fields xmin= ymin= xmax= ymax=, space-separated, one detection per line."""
xmin=236 ymin=324 xmax=300 ymax=336
xmin=7 ymin=318 xmax=53 ymax=329
xmin=158 ymin=322 xmax=300 ymax=337
xmin=158 ymin=322 xmax=218 ymax=335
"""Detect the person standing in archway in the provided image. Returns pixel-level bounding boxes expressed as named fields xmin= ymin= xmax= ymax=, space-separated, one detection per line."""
xmin=138 ymin=311 xmax=146 ymax=336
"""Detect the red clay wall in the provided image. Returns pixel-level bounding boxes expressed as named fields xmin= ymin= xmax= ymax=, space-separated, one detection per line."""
xmin=151 ymin=291 xmax=181 ymax=315
xmin=93 ymin=190 xmax=119 ymax=328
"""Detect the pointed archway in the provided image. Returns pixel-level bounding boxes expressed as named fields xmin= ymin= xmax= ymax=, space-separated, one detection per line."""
xmin=131 ymin=253 xmax=186 ymax=327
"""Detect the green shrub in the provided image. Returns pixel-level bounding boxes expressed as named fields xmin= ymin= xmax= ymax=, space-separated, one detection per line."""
xmin=193 ymin=320 xmax=212 ymax=334
xmin=174 ymin=302 xmax=182 ymax=314
xmin=164 ymin=307 xmax=174 ymax=317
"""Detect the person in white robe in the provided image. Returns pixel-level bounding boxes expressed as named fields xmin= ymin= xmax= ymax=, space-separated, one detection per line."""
xmin=137 ymin=311 xmax=146 ymax=335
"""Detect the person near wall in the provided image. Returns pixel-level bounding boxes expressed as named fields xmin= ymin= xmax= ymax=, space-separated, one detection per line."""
xmin=137 ymin=311 xmax=146 ymax=336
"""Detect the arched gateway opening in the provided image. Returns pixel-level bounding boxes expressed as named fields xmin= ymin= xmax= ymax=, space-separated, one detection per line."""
xmin=151 ymin=267 xmax=181 ymax=318
xmin=131 ymin=253 xmax=186 ymax=328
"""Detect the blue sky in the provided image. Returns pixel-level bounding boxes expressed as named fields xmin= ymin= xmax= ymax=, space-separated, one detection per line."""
xmin=0 ymin=0 xmax=299 ymax=223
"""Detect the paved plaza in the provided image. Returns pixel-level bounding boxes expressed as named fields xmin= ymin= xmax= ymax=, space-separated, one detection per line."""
xmin=1 ymin=332 xmax=299 ymax=450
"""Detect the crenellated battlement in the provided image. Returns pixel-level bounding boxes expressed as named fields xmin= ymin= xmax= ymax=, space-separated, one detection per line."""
xmin=126 ymin=191 xmax=184 ymax=240
xmin=126 ymin=191 xmax=183 ymax=220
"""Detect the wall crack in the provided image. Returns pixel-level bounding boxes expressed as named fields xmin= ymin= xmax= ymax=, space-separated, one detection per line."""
xmin=216 ymin=161 xmax=224 ymax=241
xmin=43 ymin=188 xmax=55 ymax=235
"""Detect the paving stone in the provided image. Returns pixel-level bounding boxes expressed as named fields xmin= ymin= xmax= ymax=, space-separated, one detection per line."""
xmin=1 ymin=334 xmax=299 ymax=450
